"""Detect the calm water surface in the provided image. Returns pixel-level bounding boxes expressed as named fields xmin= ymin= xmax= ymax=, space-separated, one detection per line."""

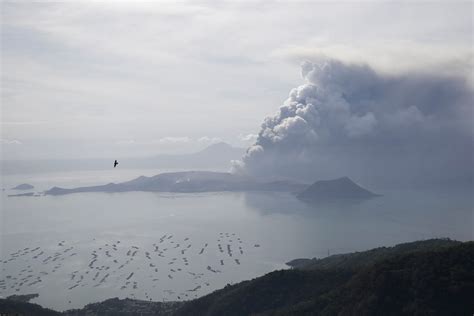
xmin=0 ymin=169 xmax=472 ymax=311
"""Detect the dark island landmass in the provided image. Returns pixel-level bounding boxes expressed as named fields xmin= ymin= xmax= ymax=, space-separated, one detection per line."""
xmin=1 ymin=239 xmax=472 ymax=316
xmin=8 ymin=192 xmax=37 ymax=197
xmin=11 ymin=183 xmax=35 ymax=190
xmin=297 ymin=176 xmax=379 ymax=201
xmin=44 ymin=171 xmax=308 ymax=195
xmin=43 ymin=172 xmax=379 ymax=203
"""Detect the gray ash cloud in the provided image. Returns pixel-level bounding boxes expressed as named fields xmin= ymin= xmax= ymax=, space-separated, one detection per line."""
xmin=233 ymin=59 xmax=473 ymax=187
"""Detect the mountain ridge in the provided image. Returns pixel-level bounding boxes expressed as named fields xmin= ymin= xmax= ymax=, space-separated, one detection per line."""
xmin=1 ymin=142 xmax=246 ymax=175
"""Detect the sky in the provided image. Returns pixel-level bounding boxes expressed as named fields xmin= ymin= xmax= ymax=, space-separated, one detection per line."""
xmin=1 ymin=0 xmax=473 ymax=161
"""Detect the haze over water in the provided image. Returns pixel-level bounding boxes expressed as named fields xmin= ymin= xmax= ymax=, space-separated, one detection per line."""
xmin=1 ymin=169 xmax=472 ymax=311
xmin=1 ymin=1 xmax=473 ymax=314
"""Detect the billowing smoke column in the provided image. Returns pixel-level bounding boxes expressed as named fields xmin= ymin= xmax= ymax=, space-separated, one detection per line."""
xmin=233 ymin=59 xmax=473 ymax=188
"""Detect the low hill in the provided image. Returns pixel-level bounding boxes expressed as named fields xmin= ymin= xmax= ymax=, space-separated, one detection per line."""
xmin=11 ymin=183 xmax=34 ymax=190
xmin=297 ymin=177 xmax=379 ymax=201
xmin=0 ymin=299 xmax=61 ymax=316
xmin=174 ymin=239 xmax=471 ymax=316
xmin=272 ymin=242 xmax=474 ymax=315
xmin=286 ymin=238 xmax=461 ymax=270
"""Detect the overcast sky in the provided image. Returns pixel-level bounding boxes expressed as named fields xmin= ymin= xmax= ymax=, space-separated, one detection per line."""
xmin=1 ymin=1 xmax=472 ymax=159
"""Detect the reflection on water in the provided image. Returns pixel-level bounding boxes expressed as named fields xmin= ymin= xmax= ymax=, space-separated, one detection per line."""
xmin=0 ymin=170 xmax=472 ymax=311
xmin=243 ymin=191 xmax=369 ymax=216
xmin=244 ymin=188 xmax=472 ymax=252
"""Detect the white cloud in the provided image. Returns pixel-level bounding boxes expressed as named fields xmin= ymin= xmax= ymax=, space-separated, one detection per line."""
xmin=0 ymin=139 xmax=22 ymax=145
xmin=238 ymin=133 xmax=258 ymax=143
xmin=115 ymin=139 xmax=136 ymax=145
xmin=2 ymin=1 xmax=472 ymax=160
xmin=197 ymin=136 xmax=223 ymax=144
xmin=115 ymin=137 xmax=191 ymax=146
xmin=158 ymin=137 xmax=191 ymax=144
xmin=271 ymin=42 xmax=474 ymax=84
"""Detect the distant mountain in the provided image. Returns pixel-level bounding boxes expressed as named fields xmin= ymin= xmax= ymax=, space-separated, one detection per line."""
xmin=11 ymin=183 xmax=34 ymax=190
xmin=2 ymin=239 xmax=472 ymax=316
xmin=297 ymin=177 xmax=379 ymax=200
xmin=44 ymin=171 xmax=307 ymax=195
xmin=130 ymin=142 xmax=246 ymax=170
xmin=194 ymin=142 xmax=244 ymax=157
xmin=1 ymin=142 xmax=246 ymax=174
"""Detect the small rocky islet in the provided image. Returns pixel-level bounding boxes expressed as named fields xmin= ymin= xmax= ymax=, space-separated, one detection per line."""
xmin=11 ymin=183 xmax=35 ymax=190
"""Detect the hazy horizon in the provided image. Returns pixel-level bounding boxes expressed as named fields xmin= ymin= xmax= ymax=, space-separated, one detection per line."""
xmin=2 ymin=2 xmax=472 ymax=164
xmin=0 ymin=2 xmax=473 ymax=313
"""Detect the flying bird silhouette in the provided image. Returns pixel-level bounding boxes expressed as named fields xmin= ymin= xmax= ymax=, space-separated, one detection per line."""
xmin=114 ymin=160 xmax=118 ymax=168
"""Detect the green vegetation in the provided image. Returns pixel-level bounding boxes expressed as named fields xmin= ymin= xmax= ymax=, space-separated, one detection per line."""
xmin=65 ymin=298 xmax=182 ymax=316
xmin=0 ymin=299 xmax=61 ymax=316
xmin=1 ymin=239 xmax=472 ymax=316
xmin=287 ymin=238 xmax=461 ymax=270
xmin=6 ymin=293 xmax=39 ymax=302
xmin=176 ymin=239 xmax=473 ymax=316
xmin=266 ymin=242 xmax=474 ymax=315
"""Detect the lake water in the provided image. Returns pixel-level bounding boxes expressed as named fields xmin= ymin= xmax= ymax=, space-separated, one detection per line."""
xmin=0 ymin=169 xmax=473 ymax=311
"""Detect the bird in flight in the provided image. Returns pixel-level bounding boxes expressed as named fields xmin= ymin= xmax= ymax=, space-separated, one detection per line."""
xmin=114 ymin=160 xmax=119 ymax=168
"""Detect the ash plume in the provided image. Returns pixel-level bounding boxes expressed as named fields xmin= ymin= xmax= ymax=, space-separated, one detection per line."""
xmin=233 ymin=59 xmax=473 ymax=187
